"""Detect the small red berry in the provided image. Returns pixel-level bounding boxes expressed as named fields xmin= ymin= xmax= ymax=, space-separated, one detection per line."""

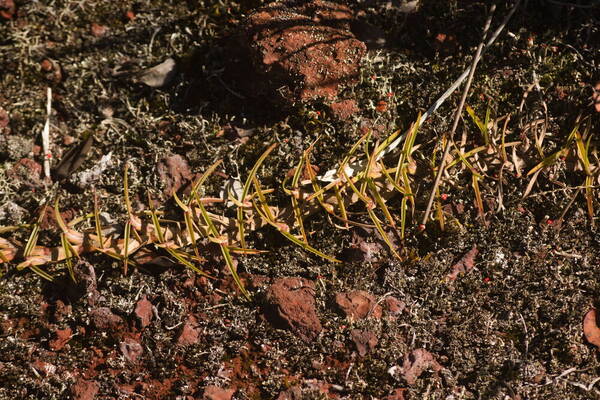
xmin=418 ymin=224 xmax=426 ymax=232
xmin=546 ymin=219 xmax=553 ymax=225
xmin=483 ymin=277 xmax=491 ymax=283
xmin=440 ymin=193 xmax=448 ymax=201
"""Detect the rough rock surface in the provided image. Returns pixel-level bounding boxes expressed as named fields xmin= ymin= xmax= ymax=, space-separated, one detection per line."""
xmin=350 ymin=329 xmax=378 ymax=356
xmin=49 ymin=327 xmax=73 ymax=351
xmin=157 ymin=154 xmax=193 ymax=199
xmin=277 ymin=385 xmax=302 ymax=400
xmin=330 ymin=99 xmax=359 ymax=120
xmin=383 ymin=296 xmax=405 ymax=317
xmin=400 ymin=348 xmax=443 ymax=385
xmin=177 ymin=315 xmax=201 ymax=346
xmin=335 ymin=290 xmax=382 ymax=320
xmin=0 ymin=0 xmax=16 ymax=20
xmin=71 ymin=378 xmax=100 ymax=400
xmin=383 ymin=388 xmax=407 ymax=400
xmin=89 ymin=307 xmax=124 ymax=331
xmin=265 ymin=277 xmax=322 ymax=342
xmin=134 ymin=296 xmax=153 ymax=329
xmin=120 ymin=336 xmax=143 ymax=364
xmin=202 ymin=385 xmax=236 ymax=400
xmin=244 ymin=0 xmax=366 ymax=104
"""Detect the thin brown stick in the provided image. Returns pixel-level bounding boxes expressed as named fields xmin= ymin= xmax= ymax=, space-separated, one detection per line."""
xmin=420 ymin=3 xmax=497 ymax=227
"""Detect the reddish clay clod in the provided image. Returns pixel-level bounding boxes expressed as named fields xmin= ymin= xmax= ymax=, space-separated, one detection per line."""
xmin=447 ymin=246 xmax=479 ymax=281
xmin=40 ymin=59 xmax=53 ymax=72
xmin=244 ymin=1 xmax=366 ymax=104
xmin=0 ymin=0 xmax=16 ymax=19
xmin=376 ymin=100 xmax=388 ymax=113
xmin=583 ymin=309 xmax=600 ymax=348
xmin=90 ymin=23 xmax=108 ymax=38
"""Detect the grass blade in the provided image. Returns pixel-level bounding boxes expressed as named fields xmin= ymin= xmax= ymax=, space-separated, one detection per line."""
xmin=400 ymin=196 xmax=408 ymax=240
xmin=304 ymin=142 xmax=336 ymax=215
xmin=333 ymin=184 xmax=349 ymax=229
xmin=251 ymin=177 xmax=340 ymax=263
xmin=23 ymin=204 xmax=47 ymax=258
xmin=149 ymin=208 xmax=165 ymax=244
xmin=472 ymin=174 xmax=485 ymax=222
xmin=395 ymin=114 xmax=421 ymax=185
xmin=30 ymin=265 xmax=54 ymax=282
xmin=122 ymin=221 xmax=131 ymax=275
xmin=93 ymin=190 xmax=104 ymax=249
xmin=60 ymin=233 xmax=77 ymax=282
xmin=195 ymin=195 xmax=250 ymax=300
xmin=165 ymin=247 xmax=213 ymax=278
xmin=366 ymin=207 xmax=401 ymax=259
xmin=252 ymin=203 xmax=340 ymax=263
xmin=527 ymin=148 xmax=568 ymax=176
xmin=173 ymin=190 xmax=203 ymax=263
xmin=466 ymin=104 xmax=489 ymax=145
xmin=367 ymin=178 xmax=395 ymax=227
xmin=585 ymin=175 xmax=595 ymax=225
xmin=238 ymin=144 xmax=277 ymax=249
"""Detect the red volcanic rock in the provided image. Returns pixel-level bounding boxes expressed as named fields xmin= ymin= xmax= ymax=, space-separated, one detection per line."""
xmin=0 ymin=106 xmax=9 ymax=129
xmin=244 ymin=0 xmax=366 ymax=105
xmin=134 ymin=296 xmax=153 ymax=329
xmin=277 ymin=386 xmax=302 ymax=400
xmin=90 ymin=23 xmax=108 ymax=38
xmin=7 ymin=158 xmax=44 ymax=189
xmin=177 ymin=315 xmax=201 ymax=346
xmin=447 ymin=245 xmax=478 ymax=281
xmin=400 ymin=348 xmax=443 ymax=385
xmin=335 ymin=290 xmax=382 ymax=321
xmin=350 ymin=329 xmax=378 ymax=356
xmin=120 ymin=337 xmax=143 ymax=364
xmin=71 ymin=378 xmax=100 ymax=400
xmin=202 ymin=385 xmax=236 ymax=400
xmin=383 ymin=296 xmax=405 ymax=317
xmin=89 ymin=307 xmax=124 ymax=331
xmin=31 ymin=360 xmax=56 ymax=376
xmin=330 ymin=99 xmax=359 ymax=120
xmin=0 ymin=0 xmax=16 ymax=20
xmin=75 ymin=261 xmax=101 ymax=307
xmin=265 ymin=277 xmax=322 ymax=342
xmin=49 ymin=327 xmax=72 ymax=351
xmin=157 ymin=154 xmax=193 ymax=199
xmin=383 ymin=388 xmax=407 ymax=400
